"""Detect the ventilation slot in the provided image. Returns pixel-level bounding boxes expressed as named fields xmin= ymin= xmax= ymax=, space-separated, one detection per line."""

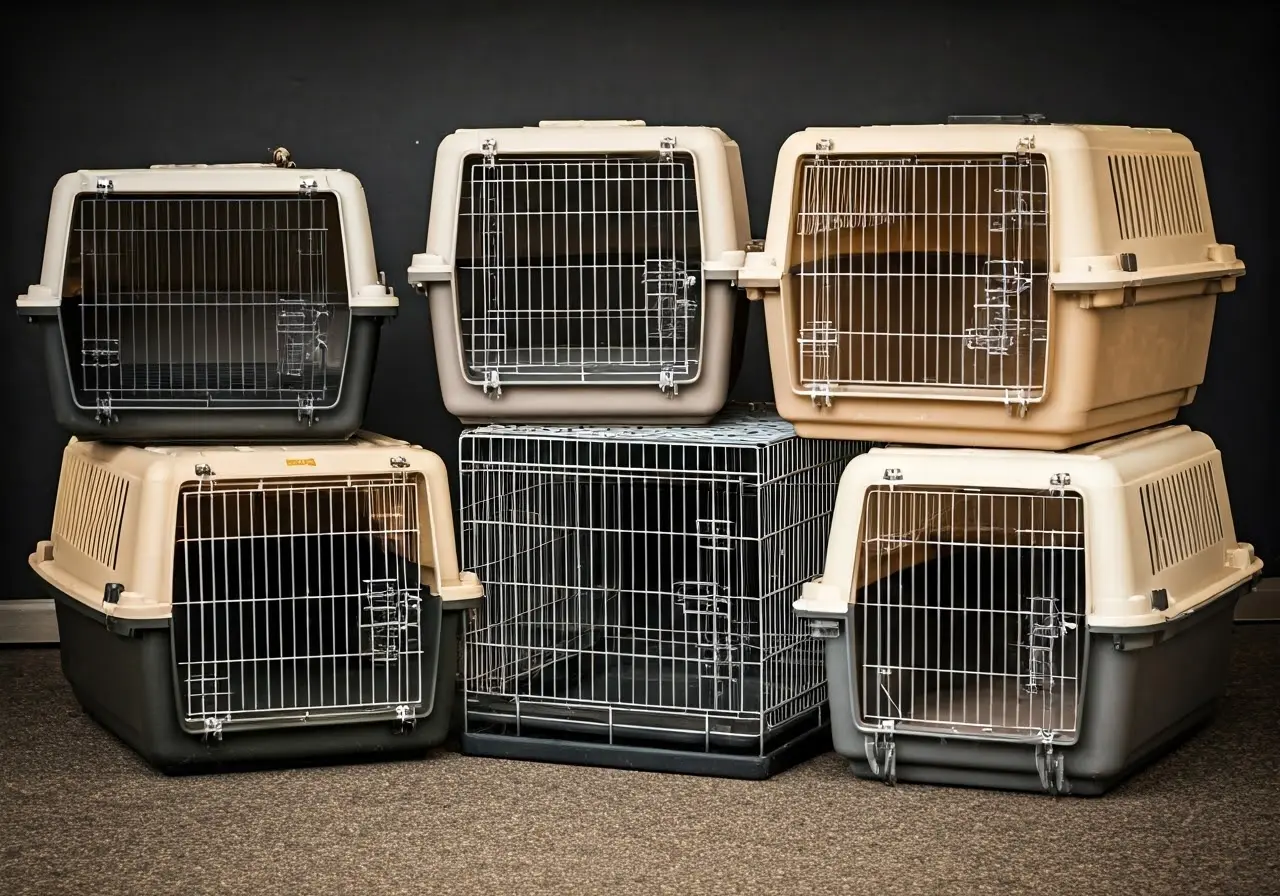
xmin=1107 ymin=154 xmax=1205 ymax=240
xmin=52 ymin=453 xmax=129 ymax=570
xmin=1138 ymin=461 xmax=1223 ymax=574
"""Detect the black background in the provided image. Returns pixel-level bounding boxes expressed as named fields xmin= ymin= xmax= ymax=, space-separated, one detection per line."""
xmin=1 ymin=1 xmax=1274 ymax=599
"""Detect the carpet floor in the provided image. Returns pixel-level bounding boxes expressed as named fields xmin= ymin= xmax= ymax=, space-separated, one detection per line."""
xmin=2 ymin=627 xmax=1279 ymax=896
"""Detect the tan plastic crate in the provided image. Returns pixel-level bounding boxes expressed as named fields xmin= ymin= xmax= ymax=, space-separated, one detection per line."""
xmin=408 ymin=120 xmax=751 ymax=424
xmin=29 ymin=432 xmax=481 ymax=770
xmin=795 ymin=424 xmax=1263 ymax=794
xmin=739 ymin=117 xmax=1245 ymax=449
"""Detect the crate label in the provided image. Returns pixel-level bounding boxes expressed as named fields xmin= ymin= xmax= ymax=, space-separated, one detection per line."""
xmin=286 ymin=458 xmax=317 ymax=467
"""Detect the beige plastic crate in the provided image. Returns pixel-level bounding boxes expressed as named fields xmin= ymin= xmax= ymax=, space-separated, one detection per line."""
xmin=409 ymin=120 xmax=751 ymax=424
xmin=740 ymin=118 xmax=1246 ymax=449
xmin=795 ymin=424 xmax=1262 ymax=793
xmin=29 ymin=432 xmax=481 ymax=768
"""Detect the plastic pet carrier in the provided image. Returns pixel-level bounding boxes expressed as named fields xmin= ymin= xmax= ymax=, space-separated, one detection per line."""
xmin=739 ymin=115 xmax=1246 ymax=449
xmin=408 ymin=120 xmax=751 ymax=425
xmin=459 ymin=406 xmax=871 ymax=778
xmin=17 ymin=150 xmax=398 ymax=442
xmin=29 ymin=433 xmax=482 ymax=773
xmin=794 ymin=425 xmax=1263 ymax=795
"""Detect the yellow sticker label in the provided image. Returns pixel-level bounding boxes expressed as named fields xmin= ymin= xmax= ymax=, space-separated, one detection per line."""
xmin=286 ymin=458 xmax=317 ymax=467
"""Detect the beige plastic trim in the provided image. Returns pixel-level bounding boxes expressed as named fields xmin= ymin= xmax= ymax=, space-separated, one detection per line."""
xmin=17 ymin=165 xmax=397 ymax=313
xmin=743 ymin=123 xmax=1246 ymax=449
xmin=796 ymin=425 xmax=1263 ymax=629
xmin=27 ymin=432 xmax=481 ymax=623
xmin=409 ymin=121 xmax=751 ymax=423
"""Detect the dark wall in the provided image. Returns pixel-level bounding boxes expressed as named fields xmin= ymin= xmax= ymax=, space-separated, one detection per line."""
xmin=1 ymin=1 xmax=1274 ymax=597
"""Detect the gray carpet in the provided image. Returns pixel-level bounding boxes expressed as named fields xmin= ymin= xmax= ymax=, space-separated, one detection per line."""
xmin=2 ymin=628 xmax=1279 ymax=896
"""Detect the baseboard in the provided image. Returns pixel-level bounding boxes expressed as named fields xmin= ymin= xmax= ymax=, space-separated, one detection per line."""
xmin=1235 ymin=577 xmax=1280 ymax=623
xmin=3 ymin=578 xmax=1279 ymax=645
xmin=0 ymin=600 xmax=60 ymax=644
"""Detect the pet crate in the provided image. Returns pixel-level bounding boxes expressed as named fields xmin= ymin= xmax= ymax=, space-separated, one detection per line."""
xmin=459 ymin=406 xmax=871 ymax=778
xmin=17 ymin=154 xmax=398 ymax=442
xmin=794 ymin=424 xmax=1263 ymax=795
xmin=739 ymin=115 xmax=1246 ymax=449
xmin=408 ymin=120 xmax=751 ymax=424
xmin=28 ymin=432 xmax=482 ymax=773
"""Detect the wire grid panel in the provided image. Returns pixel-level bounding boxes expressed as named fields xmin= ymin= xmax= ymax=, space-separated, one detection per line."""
xmin=455 ymin=153 xmax=704 ymax=385
xmin=66 ymin=193 xmax=350 ymax=412
xmin=171 ymin=473 xmax=424 ymax=731
xmin=460 ymin=415 xmax=862 ymax=749
xmin=851 ymin=486 xmax=1085 ymax=742
xmin=792 ymin=155 xmax=1050 ymax=399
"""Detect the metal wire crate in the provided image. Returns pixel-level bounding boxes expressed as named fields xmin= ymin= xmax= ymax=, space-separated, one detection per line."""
xmin=459 ymin=405 xmax=871 ymax=778
xmin=28 ymin=434 xmax=482 ymax=772
xmin=18 ymin=156 xmax=398 ymax=442
xmin=409 ymin=121 xmax=751 ymax=425
xmin=741 ymin=118 xmax=1246 ymax=449
xmin=795 ymin=425 xmax=1263 ymax=795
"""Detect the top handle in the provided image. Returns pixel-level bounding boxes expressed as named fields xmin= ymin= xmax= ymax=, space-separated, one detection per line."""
xmin=946 ymin=114 xmax=1047 ymax=124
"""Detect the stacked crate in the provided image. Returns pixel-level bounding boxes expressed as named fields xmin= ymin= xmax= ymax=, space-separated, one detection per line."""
xmin=742 ymin=114 xmax=1264 ymax=794
xmin=18 ymin=149 xmax=481 ymax=773
xmin=411 ymin=121 xmax=872 ymax=778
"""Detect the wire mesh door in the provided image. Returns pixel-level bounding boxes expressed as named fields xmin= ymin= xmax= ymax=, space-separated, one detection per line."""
xmin=65 ymin=193 xmax=350 ymax=417
xmin=791 ymin=155 xmax=1049 ymax=401
xmin=851 ymin=486 xmax=1085 ymax=743
xmin=171 ymin=473 xmax=424 ymax=732
xmin=461 ymin=434 xmax=765 ymax=746
xmin=455 ymin=153 xmax=704 ymax=386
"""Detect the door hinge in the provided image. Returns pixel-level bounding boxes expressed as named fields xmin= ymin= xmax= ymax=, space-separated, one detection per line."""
xmin=296 ymin=394 xmax=316 ymax=424
xmin=865 ymin=721 xmax=897 ymax=785
xmin=659 ymin=136 xmax=676 ymax=162
xmin=1004 ymin=389 xmax=1031 ymax=417
xmin=94 ymin=395 xmax=116 ymax=425
xmin=1036 ymin=738 xmax=1067 ymax=795
xmin=194 ymin=462 xmax=214 ymax=477
xmin=481 ymin=138 xmax=497 ymax=166
xmin=482 ymin=369 xmax=502 ymax=399
xmin=1049 ymin=472 xmax=1071 ymax=492
xmin=202 ymin=717 xmax=225 ymax=743
xmin=95 ymin=177 xmax=114 ymax=195
xmin=1016 ymin=135 xmax=1036 ymax=156
xmin=394 ymin=704 xmax=417 ymax=734
xmin=815 ymin=137 xmax=834 ymax=153
xmin=883 ymin=468 xmax=903 ymax=483
xmin=658 ymin=366 xmax=679 ymax=397
xmin=298 ymin=178 xmax=318 ymax=196
xmin=808 ymin=382 xmax=832 ymax=407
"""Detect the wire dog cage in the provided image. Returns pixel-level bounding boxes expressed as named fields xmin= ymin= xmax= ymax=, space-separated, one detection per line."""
xmin=409 ymin=120 xmax=751 ymax=425
xmin=17 ymin=155 xmax=398 ymax=442
xmin=29 ymin=433 xmax=482 ymax=772
xmin=795 ymin=425 xmax=1263 ymax=795
xmin=459 ymin=406 xmax=871 ymax=778
xmin=740 ymin=115 xmax=1247 ymax=449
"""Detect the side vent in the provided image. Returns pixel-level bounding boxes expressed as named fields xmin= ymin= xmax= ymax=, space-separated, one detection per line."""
xmin=52 ymin=453 xmax=130 ymax=570
xmin=1107 ymin=154 xmax=1205 ymax=240
xmin=1138 ymin=461 xmax=1223 ymax=575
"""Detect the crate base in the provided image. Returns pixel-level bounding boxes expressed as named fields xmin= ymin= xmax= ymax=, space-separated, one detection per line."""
xmin=824 ymin=583 xmax=1246 ymax=796
xmin=461 ymin=721 xmax=831 ymax=780
xmin=48 ymin=585 xmax=459 ymax=775
xmin=34 ymin=312 xmax=387 ymax=443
